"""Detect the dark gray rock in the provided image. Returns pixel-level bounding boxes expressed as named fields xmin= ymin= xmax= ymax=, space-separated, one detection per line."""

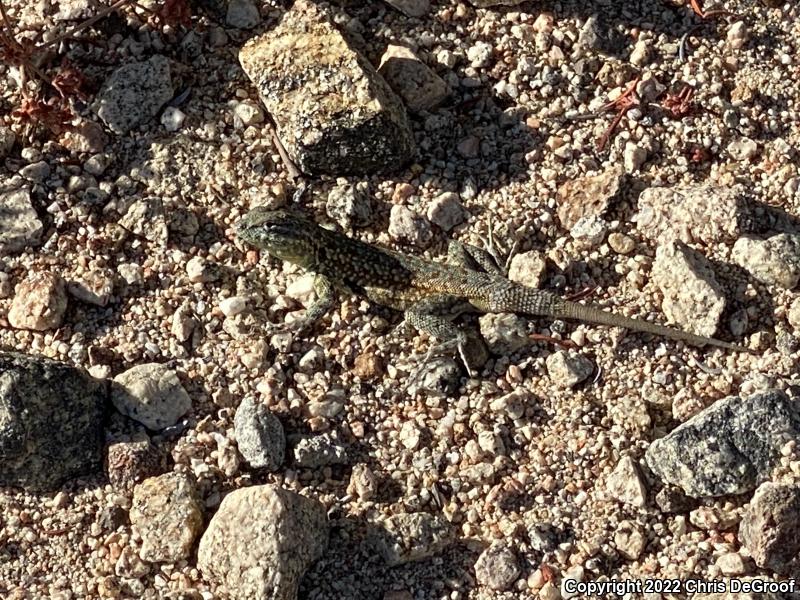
xmin=0 ymin=352 xmax=107 ymax=491
xmin=234 ymin=397 xmax=285 ymax=470
xmin=645 ymin=390 xmax=800 ymax=498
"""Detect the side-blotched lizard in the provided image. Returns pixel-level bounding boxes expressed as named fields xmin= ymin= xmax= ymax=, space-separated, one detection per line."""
xmin=237 ymin=208 xmax=749 ymax=373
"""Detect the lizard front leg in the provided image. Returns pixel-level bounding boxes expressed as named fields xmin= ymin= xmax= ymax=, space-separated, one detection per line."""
xmin=286 ymin=273 xmax=336 ymax=334
xmin=404 ymin=294 xmax=487 ymax=377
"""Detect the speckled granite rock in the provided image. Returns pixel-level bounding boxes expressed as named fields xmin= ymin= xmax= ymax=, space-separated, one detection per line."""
xmin=0 ymin=352 xmax=107 ymax=491
xmin=197 ymin=484 xmax=328 ymax=600
xmin=130 ymin=472 xmax=203 ymax=563
xmin=378 ymin=44 xmax=447 ymax=113
xmin=635 ymin=183 xmax=753 ymax=244
xmin=651 ymin=240 xmax=726 ymax=338
xmin=91 ymin=55 xmax=174 ymax=134
xmin=238 ymin=0 xmax=414 ymax=175
xmin=234 ymin=397 xmax=285 ymax=471
xmin=645 ymin=390 xmax=800 ymax=498
xmin=731 ymin=233 xmax=800 ymax=289
xmin=7 ymin=271 xmax=68 ymax=331
xmin=739 ymin=482 xmax=800 ymax=575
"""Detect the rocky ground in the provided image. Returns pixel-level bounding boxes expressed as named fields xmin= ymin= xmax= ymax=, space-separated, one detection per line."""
xmin=1 ymin=0 xmax=800 ymax=599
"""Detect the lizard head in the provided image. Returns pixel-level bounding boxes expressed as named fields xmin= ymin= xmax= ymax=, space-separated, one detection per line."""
xmin=237 ymin=208 xmax=317 ymax=267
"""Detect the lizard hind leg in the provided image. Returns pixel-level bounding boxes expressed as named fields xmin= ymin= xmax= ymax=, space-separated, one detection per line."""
xmin=403 ymin=295 xmax=488 ymax=380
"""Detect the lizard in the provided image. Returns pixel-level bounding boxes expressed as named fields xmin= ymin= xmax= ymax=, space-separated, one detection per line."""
xmin=236 ymin=207 xmax=750 ymax=375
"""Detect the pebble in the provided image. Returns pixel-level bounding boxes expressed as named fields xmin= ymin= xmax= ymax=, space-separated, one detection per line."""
xmin=728 ymin=137 xmax=759 ymax=161
xmin=91 ymin=55 xmax=174 ymax=134
xmin=378 ymin=44 xmax=448 ymax=113
xmin=20 ymin=160 xmax=50 ymax=182
xmin=0 ymin=352 xmax=106 ymax=491
xmin=623 ymin=142 xmax=647 ymax=173
xmin=219 ymin=296 xmax=248 ymax=317
xmin=0 ymin=188 xmax=43 ymax=253
xmin=570 ymin=215 xmax=608 ymax=248
xmin=506 ymin=251 xmax=545 ymax=289
xmin=607 ymin=232 xmax=635 ymax=255
xmin=234 ymin=397 xmax=286 ymax=470
xmin=557 ymin=164 xmax=623 ymax=230
xmin=388 ymin=204 xmax=432 ymax=246
xmin=474 ymin=541 xmax=520 ymax=591
xmin=233 ymin=101 xmax=264 ymax=127
xmin=645 ymin=390 xmax=800 ymax=497
xmin=106 ymin=435 xmax=163 ymax=492
xmin=651 ymin=240 xmax=726 ymax=337
xmin=347 ymin=463 xmax=377 ymax=500
xmin=226 ymin=0 xmax=261 ymax=29
xmin=731 ymin=233 xmax=800 ymax=289
xmin=119 ymin=198 xmax=168 ymax=244
xmin=545 ymin=351 xmax=593 ymax=388
xmin=111 ymin=363 xmax=192 ymax=430
xmin=186 ymin=256 xmax=219 ymax=283
xmin=130 ymin=472 xmax=203 ymax=563
xmin=369 ymin=512 xmax=454 ymax=566
xmin=326 ymin=179 xmax=372 ymax=229
xmin=426 ymin=192 xmax=467 ymax=231
xmin=408 ymin=357 xmax=462 ymax=396
xmin=630 ymin=38 xmax=650 ymax=66
xmin=614 ymin=520 xmax=646 ymax=560
xmin=198 ymin=485 xmax=328 ymax=600
xmin=67 ymin=268 xmax=114 ymax=306
xmin=8 ymin=272 xmax=68 ymax=331
xmin=605 ymin=455 xmax=647 ymax=508
xmin=739 ymin=482 xmax=800 ymax=574
xmin=479 ymin=312 xmax=529 ymax=355
xmin=293 ymin=433 xmax=348 ymax=468
xmin=160 ymin=106 xmax=186 ymax=131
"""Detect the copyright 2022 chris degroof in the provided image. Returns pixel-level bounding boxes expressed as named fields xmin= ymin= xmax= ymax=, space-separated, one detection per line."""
xmin=563 ymin=577 xmax=797 ymax=597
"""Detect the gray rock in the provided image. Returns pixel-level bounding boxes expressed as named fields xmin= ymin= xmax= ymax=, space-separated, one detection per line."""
xmin=474 ymin=541 xmax=520 ymax=591
xmin=557 ymin=164 xmax=623 ymax=230
xmin=0 ymin=352 xmax=106 ymax=491
xmin=732 ymin=233 xmax=800 ymax=289
xmin=293 ymin=433 xmax=347 ymax=468
xmin=378 ymin=44 xmax=447 ymax=113
xmin=652 ymin=240 xmax=726 ymax=338
xmin=635 ymin=184 xmax=752 ymax=244
xmin=325 ymin=179 xmax=372 ymax=229
xmin=197 ymin=484 xmax=328 ymax=600
xmin=370 ymin=512 xmax=454 ymax=566
xmin=119 ymin=198 xmax=168 ymax=244
xmin=130 ymin=472 xmax=203 ymax=563
xmin=545 ymin=351 xmax=593 ymax=388
xmin=8 ymin=272 xmax=68 ymax=331
xmin=19 ymin=160 xmax=50 ymax=182
xmin=92 ymin=55 xmax=174 ymax=134
xmin=388 ymin=204 xmax=432 ymax=246
xmin=234 ymin=397 xmax=285 ymax=470
xmin=645 ymin=390 xmax=800 ymax=497
xmin=479 ymin=312 xmax=529 ymax=355
xmin=226 ymin=0 xmax=260 ymax=29
xmin=0 ymin=188 xmax=42 ymax=253
xmin=111 ymin=363 xmax=192 ymax=430
xmin=426 ymin=192 xmax=467 ymax=232
xmin=238 ymin=0 xmax=414 ymax=175
xmin=739 ymin=482 xmax=800 ymax=575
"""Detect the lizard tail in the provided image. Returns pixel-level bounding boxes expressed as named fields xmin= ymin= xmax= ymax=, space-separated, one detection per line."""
xmin=553 ymin=298 xmax=751 ymax=353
